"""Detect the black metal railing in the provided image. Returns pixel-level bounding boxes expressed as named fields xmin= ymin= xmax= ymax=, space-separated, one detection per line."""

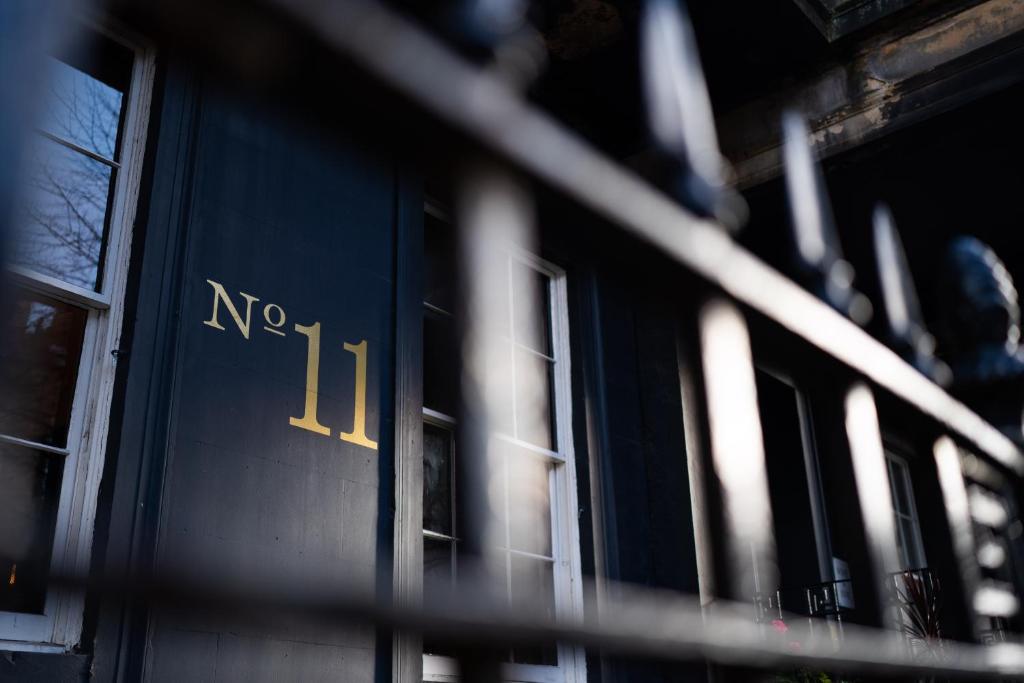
xmin=2 ymin=0 xmax=1024 ymax=681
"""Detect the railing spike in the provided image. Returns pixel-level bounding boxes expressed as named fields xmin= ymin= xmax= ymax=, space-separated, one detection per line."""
xmin=782 ymin=110 xmax=871 ymax=324
xmin=641 ymin=0 xmax=747 ymax=230
xmin=872 ymin=202 xmax=951 ymax=385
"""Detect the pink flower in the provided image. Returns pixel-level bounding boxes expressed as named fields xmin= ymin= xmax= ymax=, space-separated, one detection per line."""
xmin=771 ymin=618 xmax=788 ymax=633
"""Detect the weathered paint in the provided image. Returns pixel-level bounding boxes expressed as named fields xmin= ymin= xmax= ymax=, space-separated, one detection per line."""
xmin=720 ymin=0 xmax=1024 ymax=188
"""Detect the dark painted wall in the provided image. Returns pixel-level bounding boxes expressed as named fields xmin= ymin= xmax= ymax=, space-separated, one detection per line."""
xmin=141 ymin=80 xmax=396 ymax=681
xmin=562 ymin=238 xmax=703 ymax=683
xmin=591 ymin=277 xmax=697 ymax=595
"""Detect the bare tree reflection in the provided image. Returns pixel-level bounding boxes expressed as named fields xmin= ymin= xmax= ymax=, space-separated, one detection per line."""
xmin=0 ymin=57 xmax=122 ymax=613
xmin=14 ymin=58 xmax=122 ymax=291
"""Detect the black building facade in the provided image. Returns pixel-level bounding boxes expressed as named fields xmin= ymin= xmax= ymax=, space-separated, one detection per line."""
xmin=2 ymin=1 xmax=1024 ymax=682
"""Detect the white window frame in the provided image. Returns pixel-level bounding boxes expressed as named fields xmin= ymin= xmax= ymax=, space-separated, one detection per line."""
xmin=884 ymin=451 xmax=927 ymax=572
xmin=0 ymin=17 xmax=155 ymax=652
xmin=421 ymin=250 xmax=587 ymax=683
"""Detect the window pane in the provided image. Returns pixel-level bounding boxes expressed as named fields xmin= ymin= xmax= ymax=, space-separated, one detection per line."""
xmin=424 ymin=214 xmax=456 ymax=314
xmin=514 ymin=349 xmax=555 ymax=450
xmin=451 ymin=548 xmax=509 ymax=599
xmin=423 ymin=309 xmax=458 ymax=416
xmin=455 ymin=447 xmax=508 ymax=545
xmin=39 ymin=57 xmax=124 ymax=161
xmin=423 ymin=423 xmax=454 ymax=536
xmin=512 ymin=262 xmax=551 ymax=356
xmin=899 ymin=516 xmax=925 ymax=569
xmin=0 ymin=443 xmax=65 ymax=614
xmin=509 ymin=555 xmax=557 ymax=665
xmin=508 ymin=455 xmax=552 ymax=557
xmin=0 ymin=291 xmax=87 ymax=446
xmin=494 ymin=453 xmax=511 ymax=545
xmin=493 ymin=339 xmax=516 ymax=438
xmin=892 ymin=463 xmax=913 ymax=516
xmin=14 ymin=136 xmax=115 ymax=290
xmin=424 ymin=536 xmax=454 ymax=590
xmin=472 ymin=338 xmax=515 ymax=438
xmin=893 ymin=514 xmax=911 ymax=571
xmin=423 ymin=536 xmax=456 ymax=657
xmin=886 ymin=458 xmax=898 ymax=504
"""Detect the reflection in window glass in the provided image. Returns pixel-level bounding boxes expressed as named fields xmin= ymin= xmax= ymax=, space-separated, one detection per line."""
xmin=0 ymin=30 xmax=138 ymax=630
xmin=0 ymin=444 xmax=65 ymax=614
xmin=424 ymin=423 xmax=454 ymax=536
xmin=15 ymin=137 xmax=114 ymax=290
xmin=14 ymin=40 xmax=130 ymax=293
xmin=0 ymin=292 xmax=87 ymax=447
xmin=39 ymin=57 xmax=123 ymax=161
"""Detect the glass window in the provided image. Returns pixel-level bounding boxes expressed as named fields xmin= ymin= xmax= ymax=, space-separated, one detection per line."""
xmin=38 ymin=56 xmax=125 ymax=161
xmin=885 ymin=453 xmax=927 ymax=571
xmin=421 ymin=212 xmax=581 ymax=681
xmin=0 ymin=445 xmax=65 ymax=614
xmin=423 ymin=212 xmax=456 ymax=315
xmin=0 ymin=292 xmax=88 ymax=447
xmin=423 ymin=308 xmax=458 ymax=417
xmin=16 ymin=139 xmax=116 ymax=290
xmin=423 ymin=423 xmax=455 ymax=537
xmin=509 ymin=553 xmax=557 ymax=665
xmin=0 ymin=27 xmax=146 ymax=642
xmin=12 ymin=44 xmax=129 ymax=291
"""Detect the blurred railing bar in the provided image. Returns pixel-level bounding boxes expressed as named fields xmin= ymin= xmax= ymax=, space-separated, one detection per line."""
xmin=454 ymin=162 xmax=530 ymax=682
xmin=228 ymin=0 xmax=1023 ymax=474
xmin=936 ymin=436 xmax=991 ymax=639
xmin=844 ymin=385 xmax=904 ymax=626
xmin=697 ymin=299 xmax=778 ymax=608
xmin=43 ymin=569 xmax=1024 ymax=679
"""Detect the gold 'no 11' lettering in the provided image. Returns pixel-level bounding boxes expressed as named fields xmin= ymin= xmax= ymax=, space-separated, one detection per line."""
xmin=290 ymin=323 xmax=378 ymax=450
xmin=201 ymin=279 xmax=378 ymax=452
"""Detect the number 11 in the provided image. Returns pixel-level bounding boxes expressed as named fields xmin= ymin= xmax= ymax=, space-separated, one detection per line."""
xmin=289 ymin=323 xmax=378 ymax=451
